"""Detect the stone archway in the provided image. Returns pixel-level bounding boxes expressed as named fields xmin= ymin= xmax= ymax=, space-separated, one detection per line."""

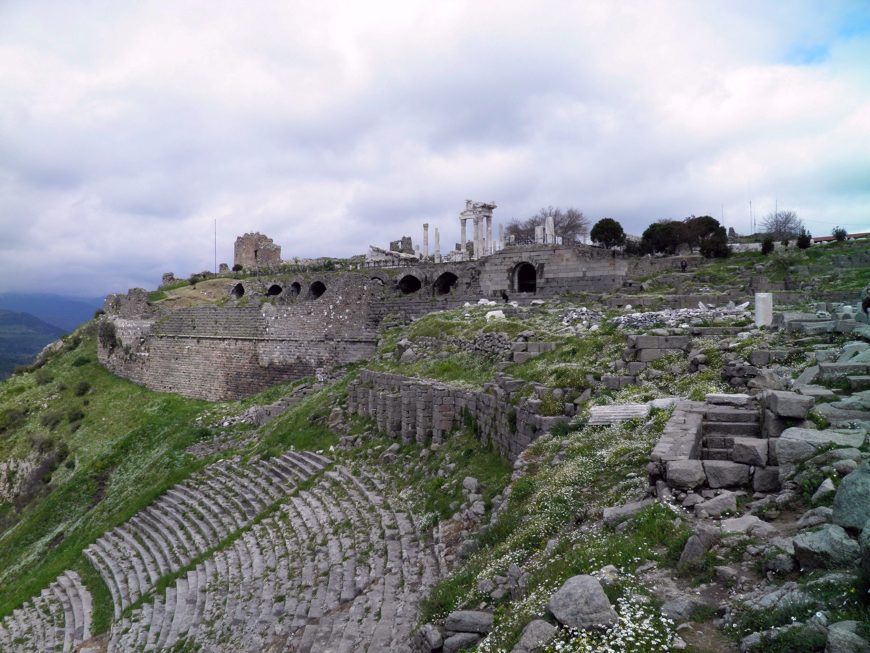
xmin=515 ymin=262 xmax=536 ymax=293
xmin=433 ymin=271 xmax=458 ymax=295
xmin=308 ymin=281 xmax=326 ymax=299
xmin=266 ymin=284 xmax=282 ymax=296
xmin=231 ymin=283 xmax=245 ymax=298
xmin=398 ymin=275 xmax=422 ymax=294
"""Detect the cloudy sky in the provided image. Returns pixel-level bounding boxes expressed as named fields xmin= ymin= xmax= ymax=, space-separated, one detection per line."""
xmin=2 ymin=1 xmax=869 ymax=297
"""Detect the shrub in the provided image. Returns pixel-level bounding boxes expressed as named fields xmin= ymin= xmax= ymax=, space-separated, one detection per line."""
xmin=97 ymin=321 xmax=118 ymax=350
xmin=71 ymin=356 xmax=90 ymax=367
xmin=34 ymin=368 xmax=53 ymax=386
xmin=40 ymin=411 xmax=63 ymax=430
xmin=761 ymin=237 xmax=775 ymax=255
xmin=0 ymin=408 xmax=27 ymax=434
xmin=74 ymin=381 xmax=91 ymax=397
xmin=832 ymin=226 xmax=847 ymax=242
xmin=796 ymin=227 xmax=812 ymax=249
xmin=232 ymin=263 xmax=243 ymax=272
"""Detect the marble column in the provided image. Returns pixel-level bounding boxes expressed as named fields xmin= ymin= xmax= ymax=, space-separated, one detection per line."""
xmin=755 ymin=293 xmax=773 ymax=327
xmin=423 ymin=223 xmax=429 ymax=260
xmin=434 ymin=228 xmax=441 ymax=262
xmin=460 ymin=218 xmax=467 ymax=248
xmin=498 ymin=224 xmax=504 ymax=251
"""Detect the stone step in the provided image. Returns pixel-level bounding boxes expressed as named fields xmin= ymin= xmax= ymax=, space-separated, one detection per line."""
xmin=704 ymin=407 xmax=759 ymax=423
xmin=702 ymin=420 xmax=761 ymax=437
xmin=588 ymin=404 xmax=651 ymax=425
xmin=701 ymin=447 xmax=732 ymax=461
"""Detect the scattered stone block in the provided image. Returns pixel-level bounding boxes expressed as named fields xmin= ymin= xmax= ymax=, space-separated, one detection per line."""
xmin=811 ymin=478 xmax=836 ymax=505
xmin=667 ymin=460 xmax=706 ymax=489
xmin=832 ymin=464 xmax=870 ymax=531
xmin=764 ymin=390 xmax=815 ymax=419
xmin=705 ymin=393 xmax=751 ymax=407
xmin=587 ymin=404 xmax=650 ymax=425
xmin=444 ymin=610 xmax=493 ymax=634
xmin=731 ymin=438 xmax=768 ymax=466
xmin=721 ymin=515 xmax=777 ymax=538
xmin=444 ymin=632 xmax=482 ymax=653
xmin=753 ymin=467 xmax=781 ymax=492
xmin=603 ymin=499 xmax=654 ymax=528
xmin=511 ymin=619 xmax=557 ymax=653
xmin=793 ymin=524 xmax=861 ymax=569
xmin=695 ymin=491 xmax=736 ymax=518
xmin=548 ymin=575 xmax=617 ymax=630
xmin=703 ymin=461 xmax=750 ymax=488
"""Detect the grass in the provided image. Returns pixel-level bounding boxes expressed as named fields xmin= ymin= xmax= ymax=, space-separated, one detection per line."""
xmin=419 ymin=415 xmax=677 ymax=650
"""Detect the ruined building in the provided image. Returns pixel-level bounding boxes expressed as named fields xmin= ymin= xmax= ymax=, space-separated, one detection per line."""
xmin=234 ymin=232 xmax=282 ymax=270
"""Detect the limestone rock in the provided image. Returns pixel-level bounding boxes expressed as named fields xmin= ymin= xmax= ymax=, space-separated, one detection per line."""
xmin=548 ymin=575 xmax=617 ymax=629
xmin=826 ymin=620 xmax=870 ymax=653
xmin=444 ymin=610 xmax=493 ymax=634
xmin=667 ymin=460 xmax=706 ymax=489
xmin=732 ymin=438 xmax=768 ymax=466
xmin=744 ymin=581 xmax=815 ymax=612
xmin=695 ymin=491 xmax=736 ymax=518
xmin=797 ymin=506 xmax=833 ymax=529
xmin=661 ymin=597 xmax=709 ymax=623
xmin=721 ymin=515 xmax=777 ymax=538
xmin=832 ymin=464 xmax=870 ymax=531
xmin=793 ymin=524 xmax=861 ymax=569
xmin=415 ymin=624 xmax=443 ymax=651
xmin=444 ymin=632 xmax=482 ymax=653
xmin=703 ymin=461 xmax=750 ymax=488
xmin=764 ymin=390 xmax=815 ymax=418
xmin=678 ymin=524 xmax=720 ymax=566
xmin=812 ymin=478 xmax=836 ymax=505
xmin=511 ymin=619 xmax=557 ymax=653
xmin=603 ymin=499 xmax=654 ymax=527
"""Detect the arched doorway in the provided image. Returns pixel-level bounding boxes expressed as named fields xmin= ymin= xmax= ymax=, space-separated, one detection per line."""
xmin=398 ymin=275 xmax=422 ymax=294
xmin=515 ymin=263 xmax=536 ymax=293
xmin=433 ymin=272 xmax=458 ymax=295
xmin=308 ymin=281 xmax=326 ymax=299
xmin=231 ymin=283 xmax=245 ymax=298
xmin=288 ymin=282 xmax=301 ymax=298
xmin=266 ymin=284 xmax=282 ymax=296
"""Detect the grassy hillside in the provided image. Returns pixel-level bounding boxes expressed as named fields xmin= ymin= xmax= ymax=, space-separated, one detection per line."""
xmin=0 ymin=309 xmax=66 ymax=380
xmin=0 ymin=324 xmax=220 ymax=624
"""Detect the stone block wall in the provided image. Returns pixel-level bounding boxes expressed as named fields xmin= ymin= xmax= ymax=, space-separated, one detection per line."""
xmin=347 ymin=370 xmax=569 ymax=461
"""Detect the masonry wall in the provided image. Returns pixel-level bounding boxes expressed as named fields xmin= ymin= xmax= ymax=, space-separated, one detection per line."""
xmin=347 ymin=369 xmax=568 ymax=461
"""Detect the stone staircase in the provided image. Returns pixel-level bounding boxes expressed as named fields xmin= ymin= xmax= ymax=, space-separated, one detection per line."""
xmin=701 ymin=405 xmax=762 ymax=461
xmin=84 ymin=450 xmax=330 ymax=621
xmin=107 ymin=465 xmax=443 ymax=652
xmin=0 ymin=570 xmax=92 ymax=653
xmin=1 ymin=448 xmax=443 ymax=653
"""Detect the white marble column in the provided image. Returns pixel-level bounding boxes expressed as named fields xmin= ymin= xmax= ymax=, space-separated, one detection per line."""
xmin=755 ymin=293 xmax=773 ymax=327
xmin=434 ymin=228 xmax=441 ymax=262
xmin=498 ymin=224 xmax=504 ymax=251
xmin=460 ymin=219 xmax=467 ymax=248
xmin=423 ymin=223 xmax=429 ymax=260
xmin=545 ymin=215 xmax=556 ymax=244
xmin=473 ymin=217 xmax=482 ymax=259
xmin=486 ymin=215 xmax=493 ymax=254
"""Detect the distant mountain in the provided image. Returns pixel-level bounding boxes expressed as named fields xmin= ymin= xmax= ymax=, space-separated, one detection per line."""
xmin=0 ymin=310 xmax=66 ymax=380
xmin=0 ymin=293 xmax=104 ymax=333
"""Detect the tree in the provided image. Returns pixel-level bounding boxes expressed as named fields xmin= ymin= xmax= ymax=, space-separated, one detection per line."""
xmin=796 ymin=227 xmax=812 ymax=249
xmin=762 ymin=210 xmax=803 ymax=241
xmin=590 ymin=218 xmax=625 ymax=249
xmin=761 ymin=236 xmax=774 ymax=255
xmin=699 ymin=226 xmax=730 ymax=258
xmin=640 ymin=220 xmax=683 ymax=255
xmin=681 ymin=215 xmax=721 ymax=250
xmin=832 ymin=226 xmax=847 ymax=242
xmin=505 ymin=206 xmax=589 ymax=243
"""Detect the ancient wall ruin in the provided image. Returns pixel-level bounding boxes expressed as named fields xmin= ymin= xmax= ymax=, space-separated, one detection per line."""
xmin=98 ymin=245 xmax=690 ymax=401
xmin=347 ymin=370 xmax=569 ymax=461
xmin=233 ymin=233 xmax=282 ymax=270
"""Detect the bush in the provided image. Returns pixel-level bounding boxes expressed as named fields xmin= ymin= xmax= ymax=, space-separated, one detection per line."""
xmin=832 ymin=226 xmax=847 ymax=242
xmin=71 ymin=356 xmax=90 ymax=367
xmin=761 ymin=237 xmax=775 ymax=255
xmin=232 ymin=263 xmax=243 ymax=272
xmin=699 ymin=226 xmax=730 ymax=258
xmin=796 ymin=227 xmax=812 ymax=249
xmin=40 ymin=412 xmax=63 ymax=430
xmin=74 ymin=381 xmax=91 ymax=397
xmin=34 ymin=368 xmax=53 ymax=386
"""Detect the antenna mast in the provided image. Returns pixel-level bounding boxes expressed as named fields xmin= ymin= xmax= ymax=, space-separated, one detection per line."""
xmin=214 ymin=219 xmax=217 ymax=275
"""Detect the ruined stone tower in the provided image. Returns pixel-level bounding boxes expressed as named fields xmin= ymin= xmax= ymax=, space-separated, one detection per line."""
xmin=233 ymin=233 xmax=281 ymax=270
